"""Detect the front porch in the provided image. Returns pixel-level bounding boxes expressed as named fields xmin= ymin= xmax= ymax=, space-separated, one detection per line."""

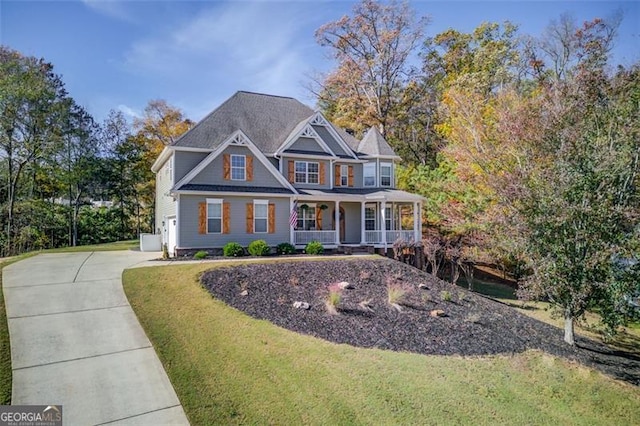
xmin=291 ymin=198 xmax=422 ymax=248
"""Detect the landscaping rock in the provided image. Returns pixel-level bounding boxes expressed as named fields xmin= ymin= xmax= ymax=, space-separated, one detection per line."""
xmin=240 ymin=290 xmax=248 ymax=296
xmin=430 ymin=309 xmax=446 ymax=317
xmin=201 ymin=258 xmax=640 ymax=386
xmin=418 ymin=283 xmax=429 ymax=289
xmin=338 ymin=281 xmax=353 ymax=290
xmin=293 ymin=301 xmax=310 ymax=310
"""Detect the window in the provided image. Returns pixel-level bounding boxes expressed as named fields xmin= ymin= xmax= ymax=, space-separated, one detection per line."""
xmin=385 ymin=206 xmax=392 ymax=230
xmin=297 ymin=205 xmax=316 ymax=230
xmin=231 ymin=155 xmax=246 ymax=180
xmin=365 ymin=204 xmax=376 ymax=231
xmin=380 ymin=163 xmax=392 ymax=187
xmin=207 ymin=199 xmax=222 ymax=233
xmin=295 ymin=161 xmax=319 ymax=184
xmin=340 ymin=165 xmax=349 ymax=186
xmin=254 ymin=200 xmax=268 ymax=233
xmin=364 ymin=163 xmax=376 ymax=187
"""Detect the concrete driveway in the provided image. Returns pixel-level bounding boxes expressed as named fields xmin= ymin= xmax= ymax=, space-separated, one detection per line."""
xmin=2 ymin=251 xmax=189 ymax=425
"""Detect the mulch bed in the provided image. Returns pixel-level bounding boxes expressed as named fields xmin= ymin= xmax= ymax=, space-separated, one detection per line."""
xmin=201 ymin=257 xmax=640 ymax=386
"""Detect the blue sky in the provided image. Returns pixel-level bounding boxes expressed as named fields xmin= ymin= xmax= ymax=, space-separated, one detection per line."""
xmin=1 ymin=1 xmax=638 ymax=124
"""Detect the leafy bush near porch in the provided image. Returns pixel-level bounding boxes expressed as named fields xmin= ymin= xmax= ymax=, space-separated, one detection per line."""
xmin=223 ymin=242 xmax=244 ymax=257
xmin=277 ymin=242 xmax=296 ymax=255
xmin=305 ymin=241 xmax=324 ymax=255
xmin=193 ymin=250 xmax=208 ymax=260
xmin=248 ymin=240 xmax=270 ymax=256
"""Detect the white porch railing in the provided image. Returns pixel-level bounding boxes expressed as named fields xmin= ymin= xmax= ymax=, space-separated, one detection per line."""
xmin=364 ymin=230 xmax=415 ymax=245
xmin=294 ymin=230 xmax=337 ymax=245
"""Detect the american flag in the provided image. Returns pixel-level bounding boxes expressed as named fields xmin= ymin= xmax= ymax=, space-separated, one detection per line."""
xmin=289 ymin=201 xmax=298 ymax=229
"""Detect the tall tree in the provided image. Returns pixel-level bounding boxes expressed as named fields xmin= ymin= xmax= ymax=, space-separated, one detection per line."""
xmin=0 ymin=46 xmax=70 ymax=254
xmin=313 ymin=0 xmax=428 ymax=147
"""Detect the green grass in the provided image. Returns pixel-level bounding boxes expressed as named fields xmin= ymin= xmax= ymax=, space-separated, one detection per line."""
xmin=0 ymin=239 xmax=140 ymax=405
xmin=124 ymin=262 xmax=640 ymax=425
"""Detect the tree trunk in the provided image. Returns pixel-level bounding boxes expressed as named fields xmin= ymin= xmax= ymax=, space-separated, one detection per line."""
xmin=564 ymin=312 xmax=575 ymax=345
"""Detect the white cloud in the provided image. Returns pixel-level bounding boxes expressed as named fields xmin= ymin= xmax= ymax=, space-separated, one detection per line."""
xmin=122 ymin=2 xmax=318 ymax=116
xmin=117 ymin=104 xmax=141 ymax=119
xmin=82 ymin=0 xmax=132 ymax=21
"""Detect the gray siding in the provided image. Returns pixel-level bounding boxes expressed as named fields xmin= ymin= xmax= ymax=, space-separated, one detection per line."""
xmin=178 ymin=195 xmax=291 ymax=248
xmin=282 ymin=156 xmax=331 ymax=190
xmin=313 ymin=125 xmax=349 ymax=157
xmin=288 ymin=136 xmax=324 ymax=153
xmin=175 ymin=151 xmax=209 ymax=182
xmin=191 ymin=145 xmax=284 ymax=188
xmin=155 ymin=158 xmax=176 ymax=233
xmin=334 ymin=162 xmax=363 ymax=188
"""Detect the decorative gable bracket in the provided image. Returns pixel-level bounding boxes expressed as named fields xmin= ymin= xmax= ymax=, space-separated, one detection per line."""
xmin=230 ymin=132 xmax=249 ymax=145
xmin=310 ymin=113 xmax=328 ymax=126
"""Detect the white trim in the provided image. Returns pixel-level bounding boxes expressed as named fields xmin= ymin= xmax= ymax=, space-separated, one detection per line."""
xmin=151 ymin=147 xmax=172 ymax=173
xmin=294 ymin=160 xmax=320 ymax=185
xmin=359 ymin=154 xmax=402 ymax=161
xmin=205 ymin=198 xmax=223 ymax=234
xmin=230 ymin=154 xmax=246 ymax=181
xmin=175 ymin=194 xmax=181 ymax=250
xmin=276 ymin=123 xmax=336 ymax=158
xmin=174 ymin=190 xmax=292 ymax=198
xmin=280 ymin=152 xmax=334 ymax=161
xmin=253 ymin=199 xmax=269 ymax=234
xmin=173 ymin=129 xmax=297 ymax=194
xmin=380 ymin=162 xmax=392 ymax=187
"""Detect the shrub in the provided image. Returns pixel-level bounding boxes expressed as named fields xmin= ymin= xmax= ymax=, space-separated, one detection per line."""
xmin=277 ymin=242 xmax=296 ymax=255
xmin=223 ymin=242 xmax=244 ymax=257
xmin=305 ymin=241 xmax=324 ymax=255
xmin=387 ymin=281 xmax=411 ymax=306
xmin=440 ymin=290 xmax=452 ymax=302
xmin=326 ymin=283 xmax=343 ymax=315
xmin=193 ymin=250 xmax=207 ymax=260
xmin=248 ymin=239 xmax=270 ymax=256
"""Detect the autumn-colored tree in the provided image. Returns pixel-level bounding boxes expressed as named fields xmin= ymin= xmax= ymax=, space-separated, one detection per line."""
xmin=313 ymin=0 xmax=429 ymax=156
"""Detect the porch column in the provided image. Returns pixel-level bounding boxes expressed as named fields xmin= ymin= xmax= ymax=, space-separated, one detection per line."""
xmin=290 ymin=198 xmax=295 ymax=245
xmin=381 ymin=201 xmax=387 ymax=246
xmin=360 ymin=201 xmax=366 ymax=244
xmin=334 ymin=200 xmax=340 ymax=245
xmin=413 ymin=201 xmax=420 ymax=242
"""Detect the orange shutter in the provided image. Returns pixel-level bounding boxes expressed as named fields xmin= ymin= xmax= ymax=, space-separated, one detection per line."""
xmin=316 ymin=207 xmax=323 ymax=230
xmin=223 ymin=202 xmax=230 ymax=234
xmin=288 ymin=160 xmax=295 ymax=183
xmin=246 ymin=156 xmax=253 ymax=181
xmin=268 ymin=203 xmax=276 ymax=234
xmin=319 ymin=162 xmax=325 ymax=185
xmin=334 ymin=164 xmax=341 ymax=186
xmin=246 ymin=203 xmax=254 ymax=234
xmin=198 ymin=202 xmax=207 ymax=234
xmin=223 ymin=154 xmax=230 ymax=180
xmin=348 ymin=165 xmax=354 ymax=187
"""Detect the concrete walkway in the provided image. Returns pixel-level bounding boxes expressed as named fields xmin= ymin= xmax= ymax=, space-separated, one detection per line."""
xmin=2 ymin=251 xmax=189 ymax=425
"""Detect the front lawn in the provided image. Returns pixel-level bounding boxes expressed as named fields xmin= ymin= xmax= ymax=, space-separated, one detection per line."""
xmin=123 ymin=261 xmax=640 ymax=425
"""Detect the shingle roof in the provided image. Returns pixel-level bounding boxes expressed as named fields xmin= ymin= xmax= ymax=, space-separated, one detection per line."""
xmin=172 ymin=91 xmax=398 ymax=158
xmin=172 ymin=91 xmax=315 ymax=154
xmin=358 ymin=127 xmax=397 ymax=157
xmin=178 ymin=184 xmax=294 ymax=194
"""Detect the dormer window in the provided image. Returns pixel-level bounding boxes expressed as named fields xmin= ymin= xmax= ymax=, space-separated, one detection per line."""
xmin=364 ymin=163 xmax=376 ymax=187
xmin=231 ymin=155 xmax=246 ymax=180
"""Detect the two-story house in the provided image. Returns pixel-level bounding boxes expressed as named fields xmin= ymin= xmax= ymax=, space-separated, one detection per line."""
xmin=152 ymin=91 xmax=423 ymax=256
